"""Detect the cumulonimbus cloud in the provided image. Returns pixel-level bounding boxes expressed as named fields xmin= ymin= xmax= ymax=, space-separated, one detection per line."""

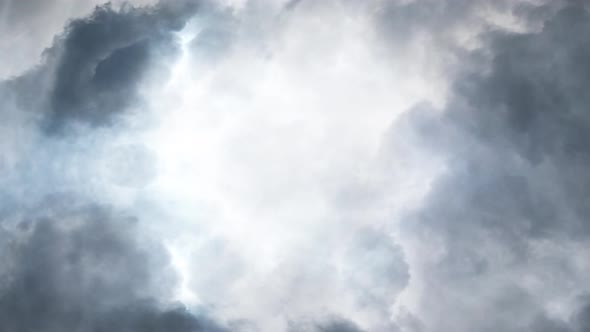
xmin=1 ymin=0 xmax=589 ymax=332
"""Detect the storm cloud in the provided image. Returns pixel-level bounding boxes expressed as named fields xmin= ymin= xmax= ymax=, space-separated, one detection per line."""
xmin=0 ymin=197 xmax=230 ymax=332
xmin=1 ymin=0 xmax=590 ymax=331
xmin=2 ymin=0 xmax=197 ymax=133
xmin=388 ymin=1 xmax=590 ymax=331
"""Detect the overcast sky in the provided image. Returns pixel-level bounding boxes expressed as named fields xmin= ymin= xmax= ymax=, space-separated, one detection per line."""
xmin=0 ymin=0 xmax=589 ymax=331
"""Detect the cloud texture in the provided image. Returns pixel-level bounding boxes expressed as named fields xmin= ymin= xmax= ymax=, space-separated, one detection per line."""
xmin=1 ymin=0 xmax=589 ymax=331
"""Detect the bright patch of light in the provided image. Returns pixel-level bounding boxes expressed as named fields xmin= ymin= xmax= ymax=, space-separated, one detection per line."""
xmin=140 ymin=4 xmax=446 ymax=327
xmin=166 ymin=242 xmax=201 ymax=306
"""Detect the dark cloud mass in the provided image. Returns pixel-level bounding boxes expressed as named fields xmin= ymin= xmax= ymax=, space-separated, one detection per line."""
xmin=390 ymin=1 xmax=590 ymax=331
xmin=0 ymin=198 xmax=229 ymax=332
xmin=288 ymin=317 xmax=365 ymax=332
xmin=2 ymin=1 xmax=197 ymax=133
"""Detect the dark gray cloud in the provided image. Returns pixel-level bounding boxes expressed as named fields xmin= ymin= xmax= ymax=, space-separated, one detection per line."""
xmin=288 ymin=317 xmax=365 ymax=332
xmin=0 ymin=197 xmax=229 ymax=332
xmin=376 ymin=0 xmax=559 ymax=45
xmin=1 ymin=0 xmax=198 ymax=134
xmin=387 ymin=1 xmax=590 ymax=331
xmin=401 ymin=0 xmax=590 ymax=242
xmin=314 ymin=319 xmax=364 ymax=332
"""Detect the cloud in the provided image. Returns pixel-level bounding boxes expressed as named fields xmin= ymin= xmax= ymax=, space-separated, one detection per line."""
xmin=288 ymin=317 xmax=367 ymax=332
xmin=386 ymin=1 xmax=590 ymax=331
xmin=1 ymin=1 xmax=198 ymax=134
xmin=3 ymin=0 xmax=590 ymax=331
xmin=3 ymin=1 xmax=413 ymax=330
xmin=0 ymin=196 xmax=230 ymax=332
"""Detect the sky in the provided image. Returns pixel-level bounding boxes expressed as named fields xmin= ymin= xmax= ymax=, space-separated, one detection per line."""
xmin=0 ymin=0 xmax=589 ymax=331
